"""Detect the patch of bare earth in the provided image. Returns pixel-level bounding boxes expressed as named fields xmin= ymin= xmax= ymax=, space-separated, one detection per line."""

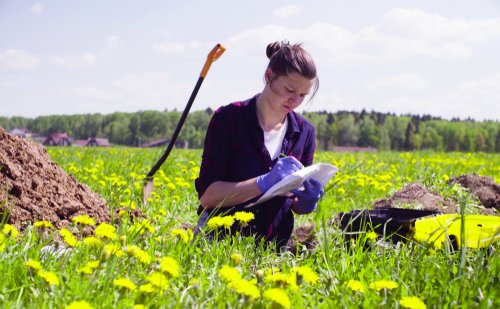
xmin=287 ymin=222 xmax=317 ymax=255
xmin=448 ymin=174 xmax=500 ymax=211
xmin=0 ymin=127 xmax=110 ymax=231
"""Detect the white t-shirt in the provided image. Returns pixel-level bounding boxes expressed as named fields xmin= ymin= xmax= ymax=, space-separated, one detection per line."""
xmin=264 ymin=117 xmax=288 ymax=160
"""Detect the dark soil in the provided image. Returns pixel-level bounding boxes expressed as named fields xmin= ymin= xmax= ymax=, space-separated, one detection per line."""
xmin=287 ymin=222 xmax=317 ymax=255
xmin=373 ymin=182 xmax=459 ymax=213
xmin=448 ymin=174 xmax=500 ymax=210
xmin=0 ymin=128 xmax=110 ymax=231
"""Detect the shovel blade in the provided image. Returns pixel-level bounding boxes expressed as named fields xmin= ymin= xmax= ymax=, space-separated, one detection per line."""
xmin=143 ymin=178 xmax=154 ymax=204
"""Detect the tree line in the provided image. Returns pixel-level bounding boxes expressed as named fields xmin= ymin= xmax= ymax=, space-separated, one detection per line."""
xmin=1 ymin=109 xmax=500 ymax=152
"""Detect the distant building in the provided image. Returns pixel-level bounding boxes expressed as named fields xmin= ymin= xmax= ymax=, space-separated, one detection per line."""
xmin=75 ymin=137 xmax=110 ymax=147
xmin=333 ymin=146 xmax=377 ymax=152
xmin=141 ymin=138 xmax=189 ymax=149
xmin=43 ymin=133 xmax=72 ymax=146
xmin=9 ymin=128 xmax=32 ymax=138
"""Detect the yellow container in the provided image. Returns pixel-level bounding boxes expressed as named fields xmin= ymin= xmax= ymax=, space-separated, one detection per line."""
xmin=414 ymin=214 xmax=500 ymax=249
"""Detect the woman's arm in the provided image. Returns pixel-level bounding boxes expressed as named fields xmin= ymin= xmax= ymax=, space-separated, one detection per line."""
xmin=199 ymin=178 xmax=262 ymax=209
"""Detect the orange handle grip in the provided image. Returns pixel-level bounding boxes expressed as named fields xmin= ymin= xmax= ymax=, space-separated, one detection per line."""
xmin=200 ymin=43 xmax=226 ymax=78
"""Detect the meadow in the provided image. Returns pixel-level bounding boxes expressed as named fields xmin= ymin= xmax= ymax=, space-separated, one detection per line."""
xmin=1 ymin=148 xmax=499 ymax=308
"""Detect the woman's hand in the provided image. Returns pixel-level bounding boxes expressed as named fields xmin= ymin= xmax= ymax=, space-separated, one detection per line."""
xmin=291 ymin=179 xmax=324 ymax=214
xmin=256 ymin=156 xmax=303 ymax=193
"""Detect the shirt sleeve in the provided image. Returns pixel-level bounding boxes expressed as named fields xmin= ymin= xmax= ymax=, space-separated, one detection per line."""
xmin=195 ymin=107 xmax=231 ymax=198
xmin=301 ymin=123 xmax=316 ymax=167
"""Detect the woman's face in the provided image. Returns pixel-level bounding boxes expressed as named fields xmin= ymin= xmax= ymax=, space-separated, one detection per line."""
xmin=266 ymin=70 xmax=315 ymax=115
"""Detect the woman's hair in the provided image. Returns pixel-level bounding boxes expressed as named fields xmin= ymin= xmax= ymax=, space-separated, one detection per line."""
xmin=266 ymin=41 xmax=319 ymax=98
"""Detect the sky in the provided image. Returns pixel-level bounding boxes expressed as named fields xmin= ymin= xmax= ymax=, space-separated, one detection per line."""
xmin=1 ymin=0 xmax=500 ymax=121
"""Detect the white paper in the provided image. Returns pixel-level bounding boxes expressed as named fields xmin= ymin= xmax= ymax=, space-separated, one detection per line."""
xmin=245 ymin=163 xmax=338 ymax=208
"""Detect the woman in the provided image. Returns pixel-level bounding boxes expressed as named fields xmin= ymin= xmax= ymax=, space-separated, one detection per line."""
xmin=195 ymin=41 xmax=324 ymax=251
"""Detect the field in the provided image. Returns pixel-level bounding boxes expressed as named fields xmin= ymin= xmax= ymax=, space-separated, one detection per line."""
xmin=1 ymin=148 xmax=499 ymax=308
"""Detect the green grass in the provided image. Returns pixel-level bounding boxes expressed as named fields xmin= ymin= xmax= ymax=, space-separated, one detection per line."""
xmin=1 ymin=148 xmax=499 ymax=308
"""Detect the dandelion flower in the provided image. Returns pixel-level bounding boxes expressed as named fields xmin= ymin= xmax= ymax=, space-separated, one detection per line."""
xmin=34 ymin=221 xmax=54 ymax=229
xmin=103 ymin=244 xmax=124 ymax=258
xmin=94 ymin=223 xmax=118 ymax=240
xmin=38 ymin=270 xmax=60 ymax=286
xmin=366 ymin=231 xmax=378 ymax=240
xmin=347 ymin=279 xmax=365 ymax=293
xmin=83 ymin=236 xmax=102 ymax=247
xmin=26 ymin=259 xmax=43 ymax=272
xmin=113 ymin=278 xmax=137 ymax=291
xmin=159 ymin=256 xmax=180 ymax=277
xmin=0 ymin=234 xmax=5 ymax=252
xmin=72 ymin=215 xmax=96 ymax=226
xmin=207 ymin=216 xmax=235 ymax=230
xmin=230 ymin=253 xmax=243 ymax=266
xmin=60 ymin=228 xmax=79 ymax=247
xmin=292 ymin=266 xmax=319 ymax=285
xmin=139 ymin=283 xmax=154 ymax=293
xmin=65 ymin=301 xmax=94 ymax=309
xmin=229 ymin=278 xmax=260 ymax=299
xmin=233 ymin=211 xmax=255 ymax=223
xmin=218 ymin=265 xmax=241 ymax=282
xmin=126 ymin=245 xmax=152 ymax=265
xmin=370 ymin=279 xmax=399 ymax=291
xmin=133 ymin=305 xmax=145 ymax=309
xmin=263 ymin=288 xmax=291 ymax=309
xmin=146 ymin=272 xmax=169 ymax=290
xmin=2 ymin=224 xmax=19 ymax=238
xmin=170 ymin=229 xmax=193 ymax=244
xmin=78 ymin=261 xmax=100 ymax=274
xmin=400 ymin=296 xmax=427 ymax=309
xmin=265 ymin=272 xmax=297 ymax=290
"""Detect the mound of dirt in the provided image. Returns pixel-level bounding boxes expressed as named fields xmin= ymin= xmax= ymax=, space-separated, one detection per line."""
xmin=448 ymin=174 xmax=500 ymax=210
xmin=373 ymin=182 xmax=459 ymax=213
xmin=0 ymin=128 xmax=110 ymax=231
xmin=287 ymin=222 xmax=317 ymax=255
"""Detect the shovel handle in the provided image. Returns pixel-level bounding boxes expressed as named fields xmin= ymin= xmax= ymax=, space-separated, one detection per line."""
xmin=200 ymin=43 xmax=226 ymax=78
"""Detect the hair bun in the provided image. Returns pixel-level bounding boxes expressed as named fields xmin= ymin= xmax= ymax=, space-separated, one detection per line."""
xmin=266 ymin=41 xmax=281 ymax=59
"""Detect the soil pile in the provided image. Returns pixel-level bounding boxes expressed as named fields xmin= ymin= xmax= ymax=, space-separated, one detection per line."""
xmin=287 ymin=222 xmax=317 ymax=255
xmin=373 ymin=182 xmax=459 ymax=213
xmin=448 ymin=174 xmax=500 ymax=210
xmin=0 ymin=128 xmax=110 ymax=231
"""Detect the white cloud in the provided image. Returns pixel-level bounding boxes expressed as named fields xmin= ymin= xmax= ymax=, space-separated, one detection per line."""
xmin=30 ymin=3 xmax=44 ymax=15
xmin=106 ymin=35 xmax=122 ymax=50
xmin=367 ymin=74 xmax=428 ymax=92
xmin=69 ymin=87 xmax=123 ymax=101
xmin=0 ymin=49 xmax=40 ymax=69
xmin=50 ymin=53 xmax=98 ymax=69
xmin=151 ymin=40 xmax=201 ymax=54
xmin=274 ymin=5 xmax=300 ymax=18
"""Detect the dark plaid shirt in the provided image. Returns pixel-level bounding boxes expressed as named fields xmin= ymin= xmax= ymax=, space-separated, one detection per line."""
xmin=195 ymin=94 xmax=316 ymax=248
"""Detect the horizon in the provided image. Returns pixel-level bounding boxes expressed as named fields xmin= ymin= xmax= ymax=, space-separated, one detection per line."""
xmin=1 ymin=1 xmax=500 ymax=121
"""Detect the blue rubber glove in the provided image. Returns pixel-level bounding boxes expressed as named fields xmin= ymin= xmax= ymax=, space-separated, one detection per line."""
xmin=291 ymin=179 xmax=324 ymax=214
xmin=256 ymin=156 xmax=303 ymax=193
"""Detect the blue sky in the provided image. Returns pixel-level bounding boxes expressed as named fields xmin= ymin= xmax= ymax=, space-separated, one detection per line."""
xmin=1 ymin=0 xmax=500 ymax=120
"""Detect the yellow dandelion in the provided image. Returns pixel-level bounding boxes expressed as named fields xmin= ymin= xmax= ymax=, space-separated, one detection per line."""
xmin=146 ymin=272 xmax=169 ymax=290
xmin=159 ymin=256 xmax=180 ymax=277
xmin=78 ymin=261 xmax=100 ymax=274
xmin=34 ymin=221 xmax=54 ymax=229
xmin=126 ymin=245 xmax=152 ymax=265
xmin=265 ymin=272 xmax=297 ymax=290
xmin=113 ymin=278 xmax=137 ymax=291
xmin=170 ymin=229 xmax=193 ymax=244
xmin=26 ymin=259 xmax=43 ymax=272
xmin=0 ymin=234 xmax=5 ymax=252
xmin=233 ymin=211 xmax=255 ymax=223
xmin=103 ymin=244 xmax=124 ymax=258
xmin=292 ymin=266 xmax=319 ymax=285
xmin=218 ymin=265 xmax=241 ymax=282
xmin=83 ymin=236 xmax=102 ymax=247
xmin=400 ymin=296 xmax=427 ymax=309
xmin=2 ymin=224 xmax=19 ymax=238
xmin=347 ymin=279 xmax=365 ymax=293
xmin=38 ymin=270 xmax=60 ymax=286
xmin=72 ymin=215 xmax=96 ymax=226
xmin=229 ymin=278 xmax=260 ymax=299
xmin=207 ymin=215 xmax=234 ymax=229
xmin=94 ymin=223 xmax=117 ymax=240
xmin=65 ymin=301 xmax=94 ymax=309
xmin=370 ymin=279 xmax=399 ymax=291
xmin=60 ymin=228 xmax=79 ymax=247
xmin=263 ymin=288 xmax=291 ymax=309
xmin=366 ymin=231 xmax=378 ymax=240
xmin=133 ymin=305 xmax=145 ymax=309
xmin=139 ymin=283 xmax=154 ymax=293
xmin=230 ymin=253 xmax=243 ymax=266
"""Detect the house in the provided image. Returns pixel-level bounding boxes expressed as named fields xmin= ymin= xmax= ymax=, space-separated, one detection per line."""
xmin=9 ymin=128 xmax=32 ymax=138
xmin=74 ymin=137 xmax=110 ymax=147
xmin=43 ymin=133 xmax=72 ymax=146
xmin=141 ymin=138 xmax=189 ymax=149
xmin=332 ymin=146 xmax=377 ymax=152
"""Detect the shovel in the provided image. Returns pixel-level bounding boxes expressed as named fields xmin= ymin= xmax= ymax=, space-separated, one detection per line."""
xmin=143 ymin=43 xmax=226 ymax=204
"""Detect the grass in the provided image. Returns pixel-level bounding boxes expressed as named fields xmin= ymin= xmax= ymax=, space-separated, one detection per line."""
xmin=0 ymin=148 xmax=499 ymax=308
